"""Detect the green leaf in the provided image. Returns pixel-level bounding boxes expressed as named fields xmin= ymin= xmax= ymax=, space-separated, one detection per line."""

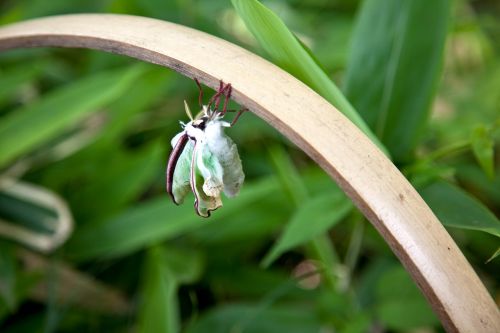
xmin=419 ymin=180 xmax=500 ymax=237
xmin=0 ymin=64 xmax=41 ymax=106
xmin=266 ymin=145 xmax=343 ymax=283
xmin=0 ymin=180 xmax=73 ymax=252
xmin=163 ymin=246 xmax=204 ymax=284
xmin=456 ymin=164 xmax=500 ymax=207
xmin=186 ymin=303 xmax=322 ymax=333
xmin=340 ymin=313 xmax=371 ymax=333
xmin=66 ymin=178 xmax=279 ymax=261
xmin=0 ymin=65 xmax=145 ymax=168
xmin=267 ymin=145 xmax=308 ymax=205
xmin=138 ymin=245 xmax=204 ymax=333
xmin=69 ymin=141 xmax=165 ymax=222
xmin=344 ymin=0 xmax=450 ymax=162
xmin=471 ymin=125 xmax=495 ymax=179
xmin=138 ymin=246 xmax=178 ymax=333
xmin=486 ymin=247 xmax=500 ymax=263
xmin=231 ymin=0 xmax=387 ymax=155
xmin=262 ymin=191 xmax=352 ymax=267
xmin=374 ymin=266 xmax=439 ymax=330
xmin=0 ymin=243 xmax=17 ymax=312
xmin=0 ymin=243 xmax=39 ymax=323
xmin=190 ymin=195 xmax=286 ymax=245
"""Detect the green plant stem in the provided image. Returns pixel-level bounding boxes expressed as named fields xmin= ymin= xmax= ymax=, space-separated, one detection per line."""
xmin=404 ymin=140 xmax=470 ymax=176
xmin=308 ymin=235 xmax=339 ymax=291
xmin=268 ymin=145 xmax=340 ymax=292
xmin=344 ymin=211 xmax=364 ymax=286
xmin=424 ymin=140 xmax=470 ymax=162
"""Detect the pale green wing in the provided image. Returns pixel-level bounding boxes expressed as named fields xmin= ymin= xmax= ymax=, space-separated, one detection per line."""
xmin=197 ymin=141 xmax=224 ymax=198
xmin=219 ymin=138 xmax=244 ymax=198
xmin=171 ymin=139 xmax=193 ymax=204
xmin=191 ymin=142 xmax=222 ymax=217
xmin=204 ymin=121 xmax=245 ymax=198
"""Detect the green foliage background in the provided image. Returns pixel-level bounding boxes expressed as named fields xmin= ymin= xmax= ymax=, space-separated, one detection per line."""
xmin=0 ymin=0 xmax=499 ymax=332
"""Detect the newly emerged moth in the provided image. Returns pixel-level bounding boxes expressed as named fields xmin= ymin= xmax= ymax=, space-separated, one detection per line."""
xmin=166 ymin=80 xmax=245 ymax=217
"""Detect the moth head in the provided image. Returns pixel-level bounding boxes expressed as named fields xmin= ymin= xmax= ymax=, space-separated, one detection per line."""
xmin=192 ymin=117 xmax=208 ymax=130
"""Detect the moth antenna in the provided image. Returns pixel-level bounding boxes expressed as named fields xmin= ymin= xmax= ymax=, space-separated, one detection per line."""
xmin=184 ymin=100 xmax=194 ymax=121
xmin=195 ymin=107 xmax=206 ymax=120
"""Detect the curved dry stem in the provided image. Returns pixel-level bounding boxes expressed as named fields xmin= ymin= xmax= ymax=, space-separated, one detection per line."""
xmin=0 ymin=178 xmax=73 ymax=252
xmin=0 ymin=14 xmax=498 ymax=332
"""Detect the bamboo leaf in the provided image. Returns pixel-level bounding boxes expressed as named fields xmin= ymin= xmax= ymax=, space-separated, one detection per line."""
xmin=374 ymin=266 xmax=439 ymax=330
xmin=138 ymin=246 xmax=203 ymax=333
xmin=69 ymin=141 xmax=165 ymax=222
xmin=66 ymin=178 xmax=279 ymax=261
xmin=0 ymin=64 xmax=41 ymax=106
xmin=420 ymin=180 xmax=500 ymax=237
xmin=231 ymin=0 xmax=387 ymax=155
xmin=0 ymin=65 xmax=145 ymax=168
xmin=261 ymin=191 xmax=352 ymax=267
xmin=470 ymin=125 xmax=495 ymax=179
xmin=138 ymin=246 xmax=178 ymax=333
xmin=486 ymin=247 xmax=500 ymax=263
xmin=343 ymin=0 xmax=450 ymax=162
xmin=186 ymin=303 xmax=322 ymax=333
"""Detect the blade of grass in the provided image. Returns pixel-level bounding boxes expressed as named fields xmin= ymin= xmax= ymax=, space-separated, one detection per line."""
xmin=485 ymin=247 xmax=500 ymax=263
xmin=0 ymin=64 xmax=41 ymax=106
xmin=470 ymin=125 xmax=495 ymax=180
xmin=265 ymin=146 xmax=349 ymax=291
xmin=0 ymin=64 xmax=145 ymax=168
xmin=419 ymin=180 xmax=500 ymax=238
xmin=343 ymin=0 xmax=450 ymax=162
xmin=138 ymin=246 xmax=178 ymax=333
xmin=66 ymin=177 xmax=279 ymax=261
xmin=231 ymin=0 xmax=388 ymax=156
xmin=262 ymin=191 xmax=352 ymax=267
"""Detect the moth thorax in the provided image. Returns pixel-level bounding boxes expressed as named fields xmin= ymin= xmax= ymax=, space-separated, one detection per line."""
xmin=205 ymin=120 xmax=228 ymax=141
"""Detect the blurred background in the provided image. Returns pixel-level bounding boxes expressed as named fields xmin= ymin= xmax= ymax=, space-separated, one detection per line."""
xmin=0 ymin=0 xmax=499 ymax=332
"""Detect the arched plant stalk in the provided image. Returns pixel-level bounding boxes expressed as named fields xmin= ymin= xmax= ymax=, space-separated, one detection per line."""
xmin=0 ymin=14 xmax=498 ymax=332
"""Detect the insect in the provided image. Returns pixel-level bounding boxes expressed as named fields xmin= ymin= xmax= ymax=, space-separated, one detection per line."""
xmin=166 ymin=79 xmax=245 ymax=217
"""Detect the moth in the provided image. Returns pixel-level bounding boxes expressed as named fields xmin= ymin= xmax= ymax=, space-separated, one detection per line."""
xmin=166 ymin=79 xmax=245 ymax=217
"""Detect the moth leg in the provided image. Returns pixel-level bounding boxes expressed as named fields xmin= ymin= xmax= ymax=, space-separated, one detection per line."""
xmin=230 ymin=108 xmax=248 ymax=126
xmin=212 ymin=81 xmax=226 ymax=113
xmin=207 ymin=81 xmax=231 ymax=114
xmin=194 ymin=78 xmax=203 ymax=108
xmin=220 ymin=84 xmax=232 ymax=116
xmin=190 ymin=141 xmax=215 ymax=218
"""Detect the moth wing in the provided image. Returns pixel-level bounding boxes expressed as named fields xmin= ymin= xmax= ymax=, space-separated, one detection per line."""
xmin=208 ymin=135 xmax=244 ymax=198
xmin=221 ymin=139 xmax=244 ymax=198
xmin=190 ymin=141 xmax=222 ymax=217
xmin=171 ymin=131 xmax=185 ymax=148
xmin=197 ymin=141 xmax=224 ymax=197
xmin=204 ymin=121 xmax=245 ymax=198
xmin=171 ymin=139 xmax=193 ymax=204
